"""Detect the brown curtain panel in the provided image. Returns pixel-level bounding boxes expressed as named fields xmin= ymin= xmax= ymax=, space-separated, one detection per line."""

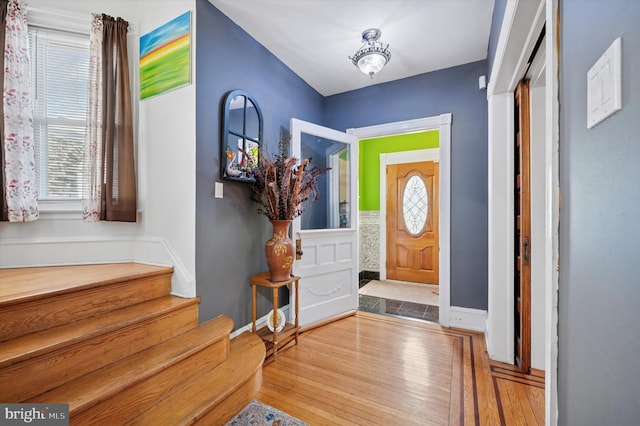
xmin=0 ymin=0 xmax=8 ymax=221
xmin=100 ymin=15 xmax=136 ymax=222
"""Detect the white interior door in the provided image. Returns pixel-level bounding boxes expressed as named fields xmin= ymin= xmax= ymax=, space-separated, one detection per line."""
xmin=290 ymin=118 xmax=358 ymax=329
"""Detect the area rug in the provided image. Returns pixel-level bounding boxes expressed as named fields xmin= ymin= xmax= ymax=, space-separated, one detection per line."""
xmin=359 ymin=280 xmax=439 ymax=306
xmin=225 ymin=400 xmax=308 ymax=426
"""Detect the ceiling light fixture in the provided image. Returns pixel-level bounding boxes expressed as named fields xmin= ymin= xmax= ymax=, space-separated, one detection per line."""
xmin=349 ymin=28 xmax=391 ymax=78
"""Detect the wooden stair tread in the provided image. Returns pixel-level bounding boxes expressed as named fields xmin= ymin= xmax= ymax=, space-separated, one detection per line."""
xmin=28 ymin=315 xmax=233 ymax=413
xmin=0 ymin=296 xmax=199 ymax=369
xmin=0 ymin=262 xmax=264 ymax=423
xmin=0 ymin=270 xmax=172 ymax=342
xmin=0 ymin=263 xmax=173 ymax=306
xmin=128 ymin=332 xmax=265 ymax=425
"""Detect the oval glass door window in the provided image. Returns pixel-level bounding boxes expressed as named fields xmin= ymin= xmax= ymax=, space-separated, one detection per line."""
xmin=403 ymin=175 xmax=428 ymax=234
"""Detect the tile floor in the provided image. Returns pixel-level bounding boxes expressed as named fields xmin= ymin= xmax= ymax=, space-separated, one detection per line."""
xmin=358 ymin=279 xmax=439 ymax=323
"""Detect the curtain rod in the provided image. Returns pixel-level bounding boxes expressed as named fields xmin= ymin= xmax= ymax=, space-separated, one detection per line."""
xmin=26 ymin=5 xmax=138 ymax=35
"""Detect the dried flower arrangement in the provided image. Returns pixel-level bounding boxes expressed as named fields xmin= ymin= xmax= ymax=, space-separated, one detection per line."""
xmin=242 ymin=139 xmax=330 ymax=221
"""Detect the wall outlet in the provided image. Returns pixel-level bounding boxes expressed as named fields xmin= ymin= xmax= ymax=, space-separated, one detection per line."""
xmin=215 ymin=182 xmax=223 ymax=198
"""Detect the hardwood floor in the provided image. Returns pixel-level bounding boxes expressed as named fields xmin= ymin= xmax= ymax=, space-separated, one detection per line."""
xmin=257 ymin=311 xmax=544 ymax=425
xmin=490 ymin=362 xmax=545 ymax=425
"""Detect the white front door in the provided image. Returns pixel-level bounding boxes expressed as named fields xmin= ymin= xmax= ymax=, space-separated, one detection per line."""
xmin=290 ymin=118 xmax=358 ymax=329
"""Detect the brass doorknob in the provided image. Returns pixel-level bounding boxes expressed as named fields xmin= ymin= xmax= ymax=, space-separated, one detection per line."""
xmin=295 ymin=239 xmax=303 ymax=260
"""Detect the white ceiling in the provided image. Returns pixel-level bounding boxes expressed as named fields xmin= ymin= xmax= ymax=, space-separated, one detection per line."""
xmin=208 ymin=0 xmax=495 ymax=96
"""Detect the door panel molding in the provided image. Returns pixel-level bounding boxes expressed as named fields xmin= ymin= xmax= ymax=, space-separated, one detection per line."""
xmin=348 ymin=113 xmax=451 ymax=326
xmin=294 ymin=229 xmax=357 ymax=326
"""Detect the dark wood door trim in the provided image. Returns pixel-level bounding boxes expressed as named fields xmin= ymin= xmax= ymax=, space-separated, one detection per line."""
xmin=514 ymin=79 xmax=532 ymax=373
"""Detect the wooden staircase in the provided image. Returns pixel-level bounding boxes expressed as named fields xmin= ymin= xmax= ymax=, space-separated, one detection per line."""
xmin=0 ymin=263 xmax=265 ymax=425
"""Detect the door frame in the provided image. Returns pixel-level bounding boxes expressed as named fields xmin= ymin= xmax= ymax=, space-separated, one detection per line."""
xmin=347 ymin=113 xmax=451 ymax=327
xmin=487 ymin=0 xmax=559 ymax=423
xmin=527 ymin=39 xmax=547 ymax=372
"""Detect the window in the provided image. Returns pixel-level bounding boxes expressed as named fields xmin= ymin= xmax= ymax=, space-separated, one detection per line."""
xmin=29 ymin=28 xmax=90 ymax=200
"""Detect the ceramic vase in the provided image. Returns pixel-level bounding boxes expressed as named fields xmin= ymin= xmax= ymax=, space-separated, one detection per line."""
xmin=265 ymin=219 xmax=294 ymax=281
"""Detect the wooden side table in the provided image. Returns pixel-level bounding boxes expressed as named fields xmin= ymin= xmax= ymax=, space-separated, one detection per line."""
xmin=249 ymin=272 xmax=300 ymax=361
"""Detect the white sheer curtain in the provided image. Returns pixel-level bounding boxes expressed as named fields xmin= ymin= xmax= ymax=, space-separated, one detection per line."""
xmin=82 ymin=14 xmax=104 ymax=222
xmin=1 ymin=0 xmax=38 ymax=222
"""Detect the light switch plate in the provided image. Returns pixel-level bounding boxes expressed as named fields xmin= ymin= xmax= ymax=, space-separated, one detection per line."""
xmin=587 ymin=37 xmax=622 ymax=129
xmin=215 ymin=182 xmax=223 ymax=198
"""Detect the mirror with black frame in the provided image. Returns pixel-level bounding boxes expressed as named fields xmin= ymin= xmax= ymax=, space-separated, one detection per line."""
xmin=220 ymin=89 xmax=263 ymax=182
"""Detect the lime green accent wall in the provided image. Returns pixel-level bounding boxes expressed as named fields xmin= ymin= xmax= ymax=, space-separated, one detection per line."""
xmin=359 ymin=131 xmax=439 ymax=211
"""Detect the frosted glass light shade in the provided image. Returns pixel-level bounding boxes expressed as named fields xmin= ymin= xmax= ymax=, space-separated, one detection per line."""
xmin=357 ymin=53 xmax=388 ymax=77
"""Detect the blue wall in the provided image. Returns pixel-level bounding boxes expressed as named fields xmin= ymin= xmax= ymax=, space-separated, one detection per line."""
xmin=324 ymin=61 xmax=489 ymax=310
xmin=559 ymin=1 xmax=640 ymax=424
xmin=195 ymin=0 xmax=324 ymax=327
xmin=196 ymin=0 xmax=490 ymax=326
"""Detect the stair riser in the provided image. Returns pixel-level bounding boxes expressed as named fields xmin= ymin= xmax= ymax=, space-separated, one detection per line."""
xmin=195 ymin=370 xmax=263 ymax=426
xmin=0 ymin=304 xmax=198 ymax=402
xmin=0 ymin=274 xmax=171 ymax=342
xmin=72 ymin=337 xmax=231 ymax=425
xmin=126 ymin=333 xmax=266 ymax=425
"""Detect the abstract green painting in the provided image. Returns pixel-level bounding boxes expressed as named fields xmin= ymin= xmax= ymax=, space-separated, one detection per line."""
xmin=140 ymin=11 xmax=191 ymax=100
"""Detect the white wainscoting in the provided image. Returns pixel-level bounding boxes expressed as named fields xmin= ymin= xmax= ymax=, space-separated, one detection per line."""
xmin=359 ymin=211 xmax=380 ymax=272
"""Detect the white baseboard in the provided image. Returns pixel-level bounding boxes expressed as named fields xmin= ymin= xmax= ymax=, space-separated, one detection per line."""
xmin=231 ymin=305 xmax=291 ymax=339
xmin=448 ymin=306 xmax=487 ymax=332
xmin=0 ymin=236 xmax=195 ymax=298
